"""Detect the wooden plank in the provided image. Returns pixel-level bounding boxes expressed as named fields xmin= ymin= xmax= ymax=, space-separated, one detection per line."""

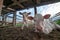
xmin=13 ymin=12 xmax=16 ymax=26
xmin=2 ymin=9 xmax=11 ymax=13
xmin=1 ymin=14 xmax=5 ymax=25
xmin=16 ymin=15 xmax=22 ymax=18
xmin=8 ymin=0 xmax=24 ymax=8
xmin=1 ymin=14 xmax=7 ymax=26
xmin=0 ymin=0 xmax=3 ymax=15
xmin=3 ymin=5 xmax=16 ymax=11
xmin=4 ymin=14 xmax=7 ymax=25
xmin=17 ymin=0 xmax=60 ymax=11
xmin=34 ymin=6 xmax=37 ymax=17
xmin=7 ymin=7 xmax=15 ymax=11
xmin=19 ymin=0 xmax=28 ymax=3
xmin=17 ymin=3 xmax=24 ymax=8
xmin=7 ymin=16 xmax=22 ymax=20
xmin=36 ymin=0 xmax=40 ymax=4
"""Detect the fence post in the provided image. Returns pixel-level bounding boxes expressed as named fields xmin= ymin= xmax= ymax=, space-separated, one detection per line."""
xmin=13 ymin=11 xmax=16 ymax=26
xmin=0 ymin=0 xmax=3 ymax=15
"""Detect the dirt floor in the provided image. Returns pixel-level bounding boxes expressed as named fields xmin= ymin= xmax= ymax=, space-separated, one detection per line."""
xmin=0 ymin=26 xmax=60 ymax=40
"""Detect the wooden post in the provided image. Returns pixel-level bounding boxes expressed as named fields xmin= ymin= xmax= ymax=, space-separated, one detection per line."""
xmin=2 ymin=14 xmax=7 ymax=26
xmin=0 ymin=0 xmax=3 ymax=15
xmin=13 ymin=11 xmax=16 ymax=26
xmin=33 ymin=6 xmax=37 ymax=27
xmin=34 ymin=6 xmax=37 ymax=17
xmin=2 ymin=14 xmax=5 ymax=26
xmin=33 ymin=0 xmax=40 ymax=16
xmin=36 ymin=0 xmax=40 ymax=4
xmin=4 ymin=14 xmax=7 ymax=25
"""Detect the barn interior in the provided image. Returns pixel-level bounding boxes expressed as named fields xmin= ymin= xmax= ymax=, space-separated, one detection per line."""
xmin=0 ymin=0 xmax=60 ymax=40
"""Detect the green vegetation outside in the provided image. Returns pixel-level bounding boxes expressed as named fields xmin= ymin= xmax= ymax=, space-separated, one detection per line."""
xmin=55 ymin=20 xmax=60 ymax=25
xmin=16 ymin=23 xmax=23 ymax=27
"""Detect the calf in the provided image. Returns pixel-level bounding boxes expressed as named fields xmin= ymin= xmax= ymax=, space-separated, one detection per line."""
xmin=19 ymin=12 xmax=34 ymax=29
xmin=19 ymin=12 xmax=54 ymax=34
xmin=34 ymin=14 xmax=56 ymax=34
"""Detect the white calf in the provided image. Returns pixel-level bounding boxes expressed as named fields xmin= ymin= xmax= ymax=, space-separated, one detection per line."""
xmin=34 ymin=14 xmax=44 ymax=32
xmin=34 ymin=14 xmax=59 ymax=34
xmin=19 ymin=12 xmax=34 ymax=29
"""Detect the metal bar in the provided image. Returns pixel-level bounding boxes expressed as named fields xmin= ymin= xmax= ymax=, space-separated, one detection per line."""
xmin=16 ymin=15 xmax=22 ymax=18
xmin=7 ymin=16 xmax=22 ymax=20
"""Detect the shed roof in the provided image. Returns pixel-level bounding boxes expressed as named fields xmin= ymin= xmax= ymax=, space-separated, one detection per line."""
xmin=3 ymin=0 xmax=60 ymax=11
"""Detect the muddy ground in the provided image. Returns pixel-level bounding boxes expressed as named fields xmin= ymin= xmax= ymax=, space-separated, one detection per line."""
xmin=0 ymin=26 xmax=60 ymax=40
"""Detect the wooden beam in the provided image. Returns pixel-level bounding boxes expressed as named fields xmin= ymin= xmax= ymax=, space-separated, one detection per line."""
xmin=7 ymin=7 xmax=15 ymax=11
xmin=34 ymin=6 xmax=37 ymax=17
xmin=8 ymin=3 xmax=24 ymax=8
xmin=31 ymin=0 xmax=37 ymax=17
xmin=34 ymin=0 xmax=41 ymax=16
xmin=7 ymin=14 xmax=22 ymax=18
xmin=12 ymin=0 xmax=28 ymax=3
xmin=9 ymin=0 xmax=24 ymax=8
xmin=5 ymin=12 xmax=22 ymax=18
xmin=2 ymin=9 xmax=14 ymax=15
xmin=17 ymin=0 xmax=60 ymax=11
xmin=19 ymin=0 xmax=28 ymax=3
xmin=4 ymin=14 xmax=7 ymax=25
xmin=13 ymin=12 xmax=16 ymax=26
xmin=17 ymin=3 xmax=24 ymax=8
xmin=16 ymin=15 xmax=22 ymax=18
xmin=7 ymin=3 xmax=16 ymax=8
xmin=6 ymin=12 xmax=22 ymax=18
xmin=36 ymin=0 xmax=40 ymax=4
xmin=3 ymin=5 xmax=16 ymax=11
xmin=7 ymin=16 xmax=22 ymax=20
xmin=1 ymin=14 xmax=8 ymax=26
xmin=1 ymin=14 xmax=5 ymax=26
xmin=2 ymin=9 xmax=11 ymax=13
xmin=0 ymin=0 xmax=3 ymax=15
xmin=6 ymin=13 xmax=13 ymax=16
xmin=12 ymin=0 xmax=17 ymax=2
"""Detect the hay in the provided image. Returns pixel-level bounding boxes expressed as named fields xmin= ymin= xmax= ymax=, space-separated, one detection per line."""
xmin=0 ymin=26 xmax=60 ymax=40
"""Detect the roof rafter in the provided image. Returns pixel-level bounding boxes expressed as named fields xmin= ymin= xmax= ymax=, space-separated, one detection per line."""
xmin=8 ymin=0 xmax=25 ymax=8
xmin=3 ymin=5 xmax=16 ymax=11
xmin=36 ymin=0 xmax=41 ymax=4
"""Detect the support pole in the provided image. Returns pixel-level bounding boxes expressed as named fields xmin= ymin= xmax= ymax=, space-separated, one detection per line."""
xmin=34 ymin=6 xmax=37 ymax=17
xmin=2 ymin=14 xmax=5 ymax=26
xmin=13 ymin=11 xmax=16 ymax=26
xmin=36 ymin=0 xmax=40 ymax=4
xmin=4 ymin=14 xmax=7 ymax=25
xmin=0 ymin=0 xmax=3 ymax=15
xmin=2 ymin=14 xmax=7 ymax=26
xmin=33 ymin=4 xmax=37 ymax=27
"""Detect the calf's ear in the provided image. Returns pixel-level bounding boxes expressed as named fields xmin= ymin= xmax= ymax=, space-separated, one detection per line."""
xmin=43 ymin=14 xmax=51 ymax=19
xmin=19 ymin=12 xmax=23 ymax=15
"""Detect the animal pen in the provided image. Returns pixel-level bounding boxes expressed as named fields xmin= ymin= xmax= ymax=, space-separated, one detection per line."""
xmin=0 ymin=0 xmax=60 ymax=40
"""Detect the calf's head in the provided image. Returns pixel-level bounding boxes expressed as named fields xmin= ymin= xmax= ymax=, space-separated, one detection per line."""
xmin=19 ymin=12 xmax=31 ymax=21
xmin=34 ymin=14 xmax=51 ymax=33
xmin=19 ymin=12 xmax=31 ymax=17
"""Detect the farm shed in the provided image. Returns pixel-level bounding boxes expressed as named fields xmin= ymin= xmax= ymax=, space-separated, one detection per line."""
xmin=0 ymin=0 xmax=60 ymax=26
